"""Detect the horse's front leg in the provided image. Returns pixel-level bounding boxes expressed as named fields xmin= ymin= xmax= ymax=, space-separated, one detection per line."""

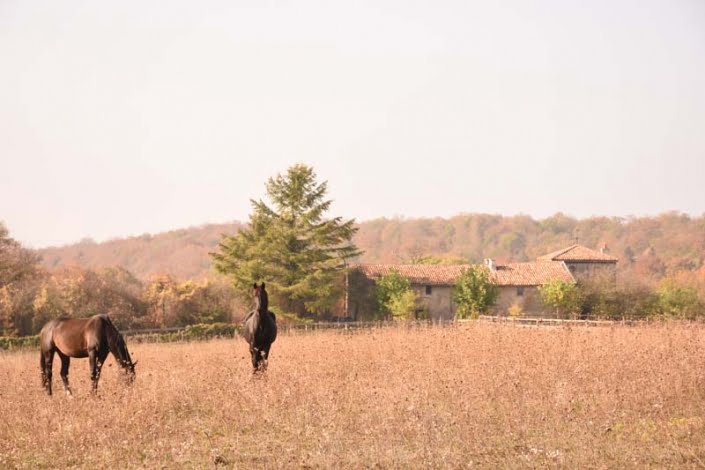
xmin=58 ymin=352 xmax=72 ymax=396
xmin=261 ymin=344 xmax=271 ymax=371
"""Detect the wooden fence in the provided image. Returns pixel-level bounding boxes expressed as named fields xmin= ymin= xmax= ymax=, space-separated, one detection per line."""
xmin=0 ymin=316 xmax=676 ymax=351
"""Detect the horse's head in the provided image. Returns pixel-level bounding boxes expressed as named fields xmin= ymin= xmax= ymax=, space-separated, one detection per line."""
xmin=253 ymin=282 xmax=268 ymax=314
xmin=119 ymin=340 xmax=137 ymax=385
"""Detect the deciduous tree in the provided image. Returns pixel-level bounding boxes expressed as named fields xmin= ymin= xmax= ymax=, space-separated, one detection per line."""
xmin=0 ymin=223 xmax=41 ymax=336
xmin=539 ymin=279 xmax=581 ymax=318
xmin=657 ymin=277 xmax=702 ymax=319
xmin=453 ymin=266 xmax=498 ymax=319
xmin=376 ymin=270 xmax=416 ymax=320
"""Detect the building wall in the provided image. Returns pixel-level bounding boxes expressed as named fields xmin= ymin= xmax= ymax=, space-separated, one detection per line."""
xmin=413 ymin=285 xmax=456 ymax=321
xmin=346 ymin=273 xmax=458 ymax=320
xmin=564 ymin=262 xmax=617 ymax=283
xmin=418 ymin=284 xmax=551 ymax=319
xmin=347 ymin=271 xmax=563 ymax=320
xmin=491 ymin=286 xmax=544 ymax=316
xmin=346 ymin=270 xmax=378 ymax=320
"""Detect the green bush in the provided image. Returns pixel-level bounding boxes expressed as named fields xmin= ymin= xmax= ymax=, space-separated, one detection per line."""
xmin=539 ymin=280 xmax=581 ymax=318
xmin=0 ymin=335 xmax=39 ymax=350
xmin=453 ymin=266 xmax=498 ymax=319
xmin=580 ymin=282 xmax=659 ymax=320
xmin=0 ymin=323 xmax=241 ymax=350
xmin=657 ymin=279 xmax=703 ymax=319
xmin=376 ymin=270 xmax=417 ymax=320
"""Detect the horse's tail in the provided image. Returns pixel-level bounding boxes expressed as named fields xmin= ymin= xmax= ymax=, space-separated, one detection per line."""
xmin=269 ymin=311 xmax=278 ymax=344
xmin=38 ymin=319 xmax=57 ymax=355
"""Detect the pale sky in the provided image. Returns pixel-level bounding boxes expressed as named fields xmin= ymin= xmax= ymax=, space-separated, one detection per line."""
xmin=1 ymin=0 xmax=704 ymax=248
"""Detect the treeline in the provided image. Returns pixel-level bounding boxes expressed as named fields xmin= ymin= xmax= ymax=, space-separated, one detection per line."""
xmin=6 ymin=211 xmax=705 ymax=334
xmin=1 ymin=224 xmax=245 ymax=337
xmin=356 ymin=212 xmax=705 ymax=284
xmin=38 ymin=212 xmax=705 ymax=283
xmin=39 ymin=222 xmax=243 ymax=280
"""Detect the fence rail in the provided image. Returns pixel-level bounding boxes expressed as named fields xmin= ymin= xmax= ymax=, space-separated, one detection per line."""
xmin=476 ymin=315 xmax=624 ymax=327
xmin=276 ymin=316 xmax=647 ymax=332
xmin=123 ymin=327 xmax=185 ymax=336
xmin=0 ymin=316 xmax=688 ymax=351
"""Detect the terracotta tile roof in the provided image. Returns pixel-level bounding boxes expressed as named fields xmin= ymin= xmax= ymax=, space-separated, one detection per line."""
xmin=490 ymin=262 xmax=575 ymax=286
xmin=538 ymin=244 xmax=618 ymax=263
xmin=355 ymin=264 xmax=468 ymax=286
xmin=354 ymin=262 xmax=574 ymax=287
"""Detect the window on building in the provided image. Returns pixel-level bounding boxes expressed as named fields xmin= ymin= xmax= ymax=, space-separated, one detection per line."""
xmin=425 ymin=285 xmax=432 ymax=296
xmin=516 ymin=287 xmax=524 ymax=297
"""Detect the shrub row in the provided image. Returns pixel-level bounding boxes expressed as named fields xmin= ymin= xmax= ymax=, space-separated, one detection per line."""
xmin=127 ymin=322 xmax=241 ymax=344
xmin=0 ymin=323 xmax=241 ymax=351
xmin=0 ymin=335 xmax=40 ymax=350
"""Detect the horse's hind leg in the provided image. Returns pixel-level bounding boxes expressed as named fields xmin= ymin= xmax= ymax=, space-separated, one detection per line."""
xmin=41 ymin=349 xmax=55 ymax=396
xmin=58 ymin=352 xmax=72 ymax=396
xmin=89 ymin=350 xmax=100 ymax=393
xmin=40 ymin=351 xmax=47 ymax=393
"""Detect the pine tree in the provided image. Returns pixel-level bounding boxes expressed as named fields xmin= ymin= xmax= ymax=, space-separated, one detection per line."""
xmin=212 ymin=164 xmax=361 ymax=317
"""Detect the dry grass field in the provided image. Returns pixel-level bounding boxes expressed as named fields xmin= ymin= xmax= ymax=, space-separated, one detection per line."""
xmin=1 ymin=322 xmax=705 ymax=469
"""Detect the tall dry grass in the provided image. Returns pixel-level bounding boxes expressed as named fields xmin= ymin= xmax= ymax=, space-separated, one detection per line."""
xmin=1 ymin=322 xmax=705 ymax=468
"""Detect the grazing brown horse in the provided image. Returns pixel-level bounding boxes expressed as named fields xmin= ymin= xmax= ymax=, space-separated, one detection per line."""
xmin=243 ymin=283 xmax=277 ymax=372
xmin=39 ymin=314 xmax=136 ymax=395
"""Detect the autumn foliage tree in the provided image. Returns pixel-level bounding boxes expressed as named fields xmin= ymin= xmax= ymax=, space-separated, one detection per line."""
xmin=144 ymin=275 xmax=236 ymax=327
xmin=30 ymin=266 xmax=147 ymax=330
xmin=0 ymin=223 xmax=41 ymax=336
xmin=212 ymin=164 xmax=361 ymax=318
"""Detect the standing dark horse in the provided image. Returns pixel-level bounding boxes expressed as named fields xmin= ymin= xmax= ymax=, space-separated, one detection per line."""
xmin=39 ymin=314 xmax=136 ymax=395
xmin=243 ymin=283 xmax=277 ymax=372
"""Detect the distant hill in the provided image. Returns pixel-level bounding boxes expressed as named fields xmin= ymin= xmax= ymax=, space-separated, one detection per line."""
xmin=38 ymin=212 xmax=705 ymax=282
xmin=39 ymin=222 xmax=244 ymax=280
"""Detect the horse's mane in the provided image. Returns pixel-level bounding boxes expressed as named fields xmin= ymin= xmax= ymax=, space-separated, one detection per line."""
xmin=102 ymin=315 xmax=131 ymax=367
xmin=258 ymin=286 xmax=268 ymax=314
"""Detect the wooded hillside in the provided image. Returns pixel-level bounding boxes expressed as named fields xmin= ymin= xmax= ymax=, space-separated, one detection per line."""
xmin=38 ymin=212 xmax=705 ymax=283
xmin=39 ymin=223 xmax=243 ymax=280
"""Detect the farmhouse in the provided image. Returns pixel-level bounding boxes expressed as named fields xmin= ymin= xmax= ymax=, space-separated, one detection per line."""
xmin=538 ymin=244 xmax=618 ymax=282
xmin=347 ymin=244 xmax=618 ymax=320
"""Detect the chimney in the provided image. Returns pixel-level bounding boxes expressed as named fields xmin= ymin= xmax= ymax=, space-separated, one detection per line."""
xmin=484 ymin=258 xmax=496 ymax=272
xmin=600 ymin=243 xmax=609 ymax=254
